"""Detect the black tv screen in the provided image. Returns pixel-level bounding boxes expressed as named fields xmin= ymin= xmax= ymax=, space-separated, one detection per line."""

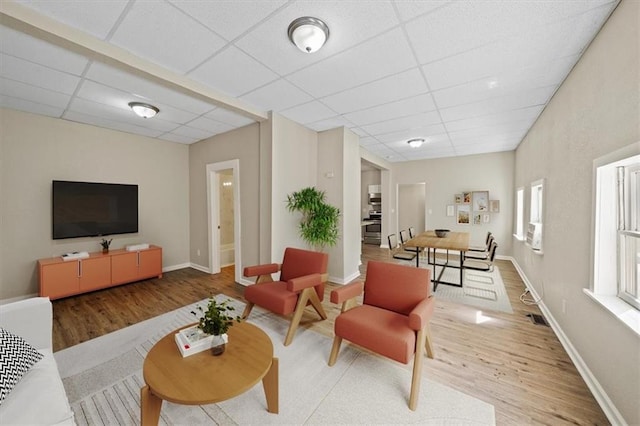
xmin=52 ymin=180 xmax=138 ymax=240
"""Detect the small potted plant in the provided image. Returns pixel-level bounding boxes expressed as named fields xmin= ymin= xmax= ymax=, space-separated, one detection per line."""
xmin=100 ymin=238 xmax=112 ymax=253
xmin=191 ymin=298 xmax=241 ymax=355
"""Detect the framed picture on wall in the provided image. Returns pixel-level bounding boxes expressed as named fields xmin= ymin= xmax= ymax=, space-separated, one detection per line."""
xmin=473 ymin=213 xmax=482 ymax=225
xmin=472 ymin=191 xmax=489 ymax=211
xmin=483 ymin=213 xmax=491 ymax=223
xmin=463 ymin=192 xmax=472 ymax=204
xmin=455 ymin=194 xmax=463 ymax=204
xmin=490 ymin=200 xmax=500 ymax=212
xmin=447 ymin=205 xmax=455 ymax=216
xmin=456 ymin=204 xmax=470 ymax=225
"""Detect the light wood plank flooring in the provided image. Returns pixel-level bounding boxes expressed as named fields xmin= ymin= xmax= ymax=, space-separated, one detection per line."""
xmin=52 ymin=244 xmax=609 ymax=425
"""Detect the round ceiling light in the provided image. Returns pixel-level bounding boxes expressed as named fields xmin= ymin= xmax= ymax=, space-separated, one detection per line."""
xmin=407 ymin=138 xmax=425 ymax=148
xmin=128 ymin=102 xmax=159 ymax=119
xmin=288 ymin=17 xmax=330 ymax=53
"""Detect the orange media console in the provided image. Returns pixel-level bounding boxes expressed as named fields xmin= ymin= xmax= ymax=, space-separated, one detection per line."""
xmin=38 ymin=245 xmax=162 ymax=300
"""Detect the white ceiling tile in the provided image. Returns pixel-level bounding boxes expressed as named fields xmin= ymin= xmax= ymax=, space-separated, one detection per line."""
xmin=444 ymin=105 xmax=544 ymax=133
xmin=188 ymin=46 xmax=278 ymax=97
xmin=240 ymin=79 xmax=313 ymax=111
xmin=110 ymin=1 xmax=227 ymax=74
xmin=63 ymin=110 xmax=164 ymax=138
xmin=451 ymin=130 xmax=525 ymax=149
xmin=187 ymin=116 xmax=234 ymax=134
xmin=393 ymin=1 xmax=451 ymax=23
xmin=374 ymin=123 xmax=448 ymax=143
xmin=235 ymin=0 xmax=399 ymax=75
xmin=0 ymin=53 xmax=81 ymax=95
xmin=157 ymin=132 xmax=199 ymax=144
xmin=0 ymin=95 xmax=64 ymax=118
xmin=169 ymin=125 xmax=212 ymax=140
xmin=344 ymin=93 xmax=436 ymax=127
xmin=169 ymin=0 xmax=288 ymax=41
xmin=306 ymin=116 xmax=352 ymax=132
xmin=322 ymin=68 xmax=428 ymax=114
xmin=350 ymin=127 xmax=368 ymax=137
xmin=0 ymin=77 xmax=71 ymax=108
xmin=454 ymin=141 xmax=518 ymax=157
xmin=85 ymin=62 xmax=215 ymax=114
xmin=439 ymin=86 xmax=556 ymax=123
xmin=0 ymin=25 xmax=89 ymax=75
xmin=449 ymin=122 xmax=531 ymax=144
xmin=361 ymin=110 xmax=442 ymax=136
xmin=358 ymin=136 xmax=379 ymax=146
xmin=432 ymin=55 xmax=579 ymax=109
xmin=287 ymin=28 xmax=417 ymax=98
xmin=362 ymin=143 xmax=400 ymax=159
xmin=16 ymin=0 xmax=129 ymax=39
xmin=205 ymin=108 xmax=254 ymax=127
xmin=280 ymin=100 xmax=337 ymax=125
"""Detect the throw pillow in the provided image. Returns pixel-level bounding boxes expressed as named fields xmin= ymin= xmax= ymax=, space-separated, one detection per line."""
xmin=0 ymin=327 xmax=44 ymax=405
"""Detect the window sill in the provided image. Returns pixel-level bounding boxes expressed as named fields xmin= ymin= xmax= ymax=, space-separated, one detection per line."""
xmin=513 ymin=234 xmax=525 ymax=241
xmin=583 ymin=289 xmax=640 ymax=336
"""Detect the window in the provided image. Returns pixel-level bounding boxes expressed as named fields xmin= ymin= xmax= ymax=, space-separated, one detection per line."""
xmin=514 ymin=187 xmax=524 ymax=240
xmin=588 ymin=144 xmax=640 ymax=335
xmin=617 ymin=164 xmax=640 ymax=309
xmin=526 ymin=179 xmax=544 ymax=251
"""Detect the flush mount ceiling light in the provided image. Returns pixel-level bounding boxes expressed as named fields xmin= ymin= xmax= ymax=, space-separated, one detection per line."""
xmin=407 ymin=138 xmax=425 ymax=148
xmin=288 ymin=16 xmax=330 ymax=53
xmin=128 ymin=102 xmax=159 ymax=118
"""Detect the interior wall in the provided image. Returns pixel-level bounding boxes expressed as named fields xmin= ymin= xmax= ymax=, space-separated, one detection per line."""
xmin=389 ymin=151 xmax=515 ymax=253
xmin=0 ymin=108 xmax=190 ymax=300
xmin=188 ymin=123 xmax=260 ymax=273
xmin=512 ymin=0 xmax=639 ymax=423
xmin=398 ymin=183 xmax=425 ymax=234
xmin=219 ymin=170 xmax=234 ymax=246
xmin=270 ymin=113 xmax=318 ymax=261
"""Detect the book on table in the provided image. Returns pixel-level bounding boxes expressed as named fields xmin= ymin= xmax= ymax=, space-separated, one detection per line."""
xmin=174 ymin=325 xmax=214 ymax=357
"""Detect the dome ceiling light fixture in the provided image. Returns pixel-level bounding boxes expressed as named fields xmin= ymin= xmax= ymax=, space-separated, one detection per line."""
xmin=407 ymin=138 xmax=425 ymax=148
xmin=128 ymin=102 xmax=159 ymax=118
xmin=288 ymin=16 xmax=330 ymax=53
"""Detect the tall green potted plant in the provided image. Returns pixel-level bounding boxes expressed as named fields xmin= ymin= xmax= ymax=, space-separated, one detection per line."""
xmin=286 ymin=187 xmax=340 ymax=251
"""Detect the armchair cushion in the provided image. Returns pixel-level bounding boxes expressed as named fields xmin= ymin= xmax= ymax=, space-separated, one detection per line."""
xmin=280 ymin=247 xmax=328 ymax=284
xmin=244 ymin=282 xmax=298 ymax=315
xmin=243 ymin=263 xmax=280 ymax=278
xmin=335 ymin=305 xmax=415 ymax=364
xmin=330 ymin=281 xmax=364 ymax=304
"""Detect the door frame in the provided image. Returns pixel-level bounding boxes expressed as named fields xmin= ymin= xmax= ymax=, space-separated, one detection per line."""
xmin=206 ymin=159 xmax=241 ymax=283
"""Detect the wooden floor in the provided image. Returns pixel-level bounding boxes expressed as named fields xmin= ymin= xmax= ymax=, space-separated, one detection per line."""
xmin=52 ymin=244 xmax=609 ymax=425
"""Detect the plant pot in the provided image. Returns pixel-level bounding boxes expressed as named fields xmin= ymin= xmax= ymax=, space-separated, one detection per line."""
xmin=102 ymin=248 xmax=109 ymax=254
xmin=210 ymin=333 xmax=228 ymax=356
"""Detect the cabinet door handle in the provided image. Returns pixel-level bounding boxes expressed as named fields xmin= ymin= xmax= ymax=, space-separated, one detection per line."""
xmin=137 ymin=252 xmax=140 ymax=267
xmin=78 ymin=260 xmax=82 ymax=278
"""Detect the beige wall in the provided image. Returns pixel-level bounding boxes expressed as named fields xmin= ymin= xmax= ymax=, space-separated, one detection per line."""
xmin=398 ymin=183 xmax=426 ymax=234
xmin=188 ymin=123 xmax=260 ymax=274
xmin=513 ymin=1 xmax=639 ymax=423
xmin=0 ymin=108 xmax=190 ymax=300
xmin=389 ymin=151 xmax=515 ymax=253
xmin=219 ymin=170 xmax=234 ymax=246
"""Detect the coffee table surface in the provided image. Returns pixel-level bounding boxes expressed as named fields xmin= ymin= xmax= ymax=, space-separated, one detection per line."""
xmin=143 ymin=321 xmax=274 ymax=405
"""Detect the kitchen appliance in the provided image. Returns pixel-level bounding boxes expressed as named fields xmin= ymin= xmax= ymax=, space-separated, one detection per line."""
xmin=363 ymin=210 xmax=382 ymax=245
xmin=368 ymin=192 xmax=381 ymax=206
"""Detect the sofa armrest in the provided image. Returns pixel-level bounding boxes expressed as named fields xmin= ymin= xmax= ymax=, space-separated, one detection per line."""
xmin=0 ymin=297 xmax=53 ymax=350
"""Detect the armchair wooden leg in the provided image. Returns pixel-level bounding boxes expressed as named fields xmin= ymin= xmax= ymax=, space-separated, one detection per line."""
xmin=284 ymin=288 xmax=312 ymax=346
xmin=424 ymin=323 xmax=435 ymax=359
xmin=307 ymin=289 xmax=328 ymax=320
xmin=328 ymin=335 xmax=342 ymax=366
xmin=242 ymin=302 xmax=255 ymax=319
xmin=410 ymin=328 xmax=426 ymax=411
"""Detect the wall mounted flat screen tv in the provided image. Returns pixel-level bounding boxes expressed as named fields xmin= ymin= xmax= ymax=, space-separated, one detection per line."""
xmin=52 ymin=180 xmax=138 ymax=240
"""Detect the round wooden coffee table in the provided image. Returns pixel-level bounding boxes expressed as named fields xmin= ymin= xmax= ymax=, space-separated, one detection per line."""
xmin=141 ymin=322 xmax=278 ymax=425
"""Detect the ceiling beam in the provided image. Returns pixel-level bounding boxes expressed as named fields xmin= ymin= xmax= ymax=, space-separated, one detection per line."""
xmin=0 ymin=1 xmax=269 ymax=122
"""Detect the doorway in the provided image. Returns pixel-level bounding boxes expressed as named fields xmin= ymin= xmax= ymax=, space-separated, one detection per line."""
xmin=397 ymin=183 xmax=426 ymax=234
xmin=206 ymin=160 xmax=241 ymax=283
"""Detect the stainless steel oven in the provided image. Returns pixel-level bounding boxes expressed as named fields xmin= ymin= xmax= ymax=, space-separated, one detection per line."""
xmin=363 ymin=211 xmax=382 ymax=245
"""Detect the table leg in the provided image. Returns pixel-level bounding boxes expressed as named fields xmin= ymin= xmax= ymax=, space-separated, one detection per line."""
xmin=460 ymin=250 xmax=465 ymax=287
xmin=140 ymin=385 xmax=163 ymax=426
xmin=262 ymin=357 xmax=279 ymax=414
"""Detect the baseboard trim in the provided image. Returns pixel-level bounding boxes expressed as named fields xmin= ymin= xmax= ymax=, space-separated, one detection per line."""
xmin=507 ymin=256 xmax=626 ymax=426
xmin=329 ymin=270 xmax=360 ymax=285
xmin=163 ymin=263 xmax=191 ymax=273
xmin=188 ymin=263 xmax=211 ymax=273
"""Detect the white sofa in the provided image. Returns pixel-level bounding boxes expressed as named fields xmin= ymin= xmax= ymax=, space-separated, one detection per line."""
xmin=0 ymin=297 xmax=75 ymax=425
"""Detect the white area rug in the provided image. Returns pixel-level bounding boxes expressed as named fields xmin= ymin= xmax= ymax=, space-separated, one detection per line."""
xmin=56 ymin=296 xmax=495 ymax=425
xmin=421 ymin=264 xmax=513 ymax=314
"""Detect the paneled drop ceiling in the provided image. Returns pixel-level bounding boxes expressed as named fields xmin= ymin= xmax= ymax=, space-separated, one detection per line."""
xmin=0 ymin=0 xmax=619 ymax=162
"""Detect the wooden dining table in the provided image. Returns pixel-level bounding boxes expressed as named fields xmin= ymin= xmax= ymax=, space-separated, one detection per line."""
xmin=404 ymin=231 xmax=470 ymax=290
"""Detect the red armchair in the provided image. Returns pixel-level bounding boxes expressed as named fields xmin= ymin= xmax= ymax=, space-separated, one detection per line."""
xmin=328 ymin=260 xmax=434 ymax=410
xmin=242 ymin=247 xmax=329 ymax=346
